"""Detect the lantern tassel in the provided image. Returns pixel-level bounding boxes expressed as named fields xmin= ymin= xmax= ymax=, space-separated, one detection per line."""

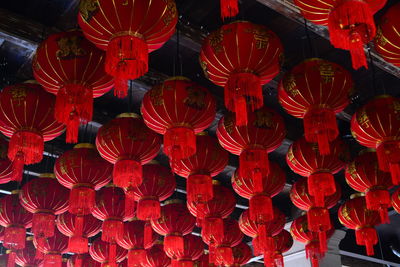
xmin=7 ymin=251 xmax=15 ymax=267
xmin=44 ymin=253 xmax=62 ymax=267
xmin=308 ymin=173 xmax=336 ymax=207
xmin=105 ymin=35 xmax=148 ymax=98
xmin=144 ymin=221 xmax=154 ymax=247
xmin=32 ymin=213 xmax=55 ymax=239
xmin=187 ymin=174 xmax=213 ymax=203
xmin=113 ymin=158 xmax=142 ymax=188
xmin=34 ymin=238 xmax=45 ymax=259
xmin=137 ymin=198 xmax=160 ymax=221
xmin=69 ymin=186 xmax=95 ymax=215
xmin=366 ymin=189 xmax=390 ymax=224
xmin=55 ymin=84 xmax=93 ymax=143
xmin=4 ymin=225 xmax=26 ymax=249
xmin=172 ymin=260 xmax=194 ymax=267
xmin=356 ymin=227 xmax=377 ymax=256
xmin=220 ymin=0 xmax=239 ymax=20
xmin=69 ymin=215 xmax=88 ymax=254
xmin=209 ymin=244 xmax=216 ymax=264
xmin=11 ymin=152 xmax=24 ymax=183
xmin=202 ymin=217 xmax=224 ymax=244
xmin=257 ymin=224 xmax=275 ymax=252
xmin=216 ymin=246 xmax=234 ymax=265
xmin=75 ymin=256 xmax=83 ymax=267
xmin=318 ymin=231 xmax=327 ymax=253
xmin=249 ymin=195 xmax=273 ymax=223
xmin=239 ymin=148 xmax=269 ymax=184
xmin=225 ymin=72 xmax=262 ymax=126
xmin=164 ymin=127 xmax=196 ymax=161
xmin=377 ymin=141 xmax=400 ymax=185
xmin=275 ymin=254 xmax=284 ymax=267
xmin=124 ymin=191 xmax=137 ymax=219
xmin=164 ymin=234 xmax=184 ymax=254
xmin=307 ymin=208 xmax=332 ymax=234
xmin=101 ymin=219 xmax=123 ymax=243
xmin=109 ymin=243 xmax=117 ymax=266
xmin=128 ymin=249 xmax=146 ymax=266
xmin=306 ymin=242 xmax=321 ymax=267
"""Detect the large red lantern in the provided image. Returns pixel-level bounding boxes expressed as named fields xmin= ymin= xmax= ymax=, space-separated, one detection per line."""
xmin=345 ymin=150 xmax=393 ymax=223
xmin=287 ymin=137 xmax=347 ymax=207
xmin=55 ymin=143 xmax=112 ymax=217
xmin=126 ymin=162 xmax=175 ymax=221
xmin=78 ymin=0 xmax=177 ymax=97
xmin=57 ymin=212 xmax=102 ymax=255
xmin=217 ymin=107 xmax=286 ymax=189
xmin=293 ymin=0 xmax=386 ymax=69
xmin=143 ymin=243 xmax=171 ymax=267
xmin=217 ymin=242 xmax=252 ymax=267
xmin=165 ymin=234 xmax=204 ymax=267
xmin=187 ymin=182 xmax=236 ymax=245
xmin=351 ymin=96 xmax=400 ymax=185
xmin=141 ymin=77 xmax=216 ymax=162
xmin=171 ymin=133 xmax=229 ymax=203
xmin=200 ymin=21 xmax=283 ymax=126
xmin=116 ymin=219 xmax=157 ymax=267
xmin=0 ymin=82 xmax=65 ymax=182
xmin=34 ymin=228 xmax=68 ymax=267
xmin=67 ymin=254 xmax=100 ymax=267
xmin=151 ymin=200 xmax=196 ymax=256
xmin=232 ymin=161 xmax=285 ymax=224
xmin=375 ymin=3 xmax=400 ymax=67
xmin=0 ymin=190 xmax=32 ymax=266
xmin=20 ymin=174 xmax=69 ymax=243
xmin=89 ymin=238 xmax=127 ymax=266
xmin=0 ymin=137 xmax=13 ymax=184
xmin=262 ymin=230 xmax=293 ymax=267
xmin=33 ymin=30 xmax=113 ymax=142
xmin=96 ymin=113 xmax=161 ymax=188
xmin=290 ymin=215 xmax=334 ymax=267
xmin=279 ymin=58 xmax=353 ymax=154
xmin=290 ymin=178 xmax=341 ymax=252
xmin=15 ymin=237 xmax=43 ymax=267
xmin=202 ymin=218 xmax=243 ymax=265
xmin=338 ymin=195 xmax=381 ymax=256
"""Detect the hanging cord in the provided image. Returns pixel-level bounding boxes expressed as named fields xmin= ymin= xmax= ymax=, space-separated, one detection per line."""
xmin=128 ymin=80 xmax=133 ymax=113
xmin=174 ymin=23 xmax=183 ymax=77
xmin=367 ymin=44 xmax=377 ymax=97
xmin=304 ymin=19 xmax=316 ymax=58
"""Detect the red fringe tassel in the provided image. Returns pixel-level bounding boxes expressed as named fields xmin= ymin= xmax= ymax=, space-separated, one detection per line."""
xmin=4 ymin=226 xmax=26 ymax=250
xmin=124 ymin=191 xmax=137 ymax=219
xmin=356 ymin=227 xmax=377 ymax=256
xmin=187 ymin=174 xmax=213 ymax=203
xmin=164 ymin=127 xmax=196 ymax=161
xmin=32 ymin=213 xmax=55 ymax=239
xmin=113 ymin=158 xmax=142 ymax=188
xmin=377 ymin=141 xmax=400 ymax=185
xmin=202 ymin=218 xmax=224 ymax=244
xmin=216 ymin=246 xmax=234 ymax=265
xmin=44 ymin=253 xmax=62 ymax=267
xmin=239 ymin=148 xmax=269 ymax=187
xmin=164 ymin=234 xmax=184 ymax=254
xmin=172 ymin=260 xmax=193 ymax=267
xmin=75 ymin=256 xmax=83 ymax=267
xmin=366 ymin=189 xmax=390 ymax=224
xmin=128 ymin=249 xmax=146 ymax=266
xmin=11 ymin=152 xmax=24 ymax=183
xmin=249 ymin=195 xmax=273 ymax=224
xmin=144 ymin=221 xmax=154 ymax=248
xmin=7 ymin=251 xmax=15 ymax=267
xmin=101 ymin=219 xmax=123 ymax=243
xmin=69 ymin=186 xmax=95 ymax=215
xmin=257 ymin=224 xmax=275 ymax=253
xmin=137 ymin=198 xmax=160 ymax=221
xmin=308 ymin=172 xmax=336 ymax=207
xmin=306 ymin=242 xmax=322 ymax=267
xmin=108 ymin=243 xmax=117 ymax=267
xmin=220 ymin=0 xmax=239 ymax=20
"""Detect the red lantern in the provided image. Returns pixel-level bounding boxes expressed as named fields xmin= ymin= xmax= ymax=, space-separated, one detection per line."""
xmin=57 ymin=212 xmax=102 ymax=254
xmin=67 ymin=254 xmax=100 ymax=267
xmin=287 ymin=137 xmax=347 ymax=207
xmin=202 ymin=218 xmax=243 ymax=265
xmin=0 ymin=190 xmax=32 ymax=267
xmin=278 ymin=58 xmax=353 ymax=154
xmin=239 ymin=208 xmax=285 ymax=264
xmin=293 ymin=0 xmax=386 ymax=69
xmin=141 ymin=77 xmax=216 ymax=162
xmin=143 ymin=243 xmax=171 ymax=267
xmin=217 ymin=107 xmax=285 ymax=189
xmin=262 ymin=230 xmax=293 ymax=267
xmin=232 ymin=161 xmax=285 ymax=224
xmin=15 ymin=237 xmax=43 ymax=267
xmin=171 ymin=133 xmax=229 ymax=203
xmin=375 ymin=3 xmax=400 ymax=67
xmin=116 ymin=219 xmax=157 ymax=267
xmin=89 ymin=238 xmax=127 ymax=266
xmin=165 ymin=234 xmax=204 ymax=267
xmin=220 ymin=0 xmax=238 ymax=20
xmin=217 ymin=242 xmax=252 ymax=267
xmin=345 ymin=150 xmax=393 ymax=223
xmin=126 ymin=162 xmax=175 ymax=221
xmin=0 ymin=137 xmax=13 ymax=184
xmin=151 ymin=200 xmax=196 ymax=256
xmin=200 ymin=21 xmax=283 ymax=125
xmin=34 ymin=228 xmax=68 ymax=267
xmin=33 ymin=30 xmax=113 ymax=142
xmin=78 ymin=0 xmax=177 ymax=98
xmin=187 ymin=182 xmax=236 ymax=245
xmin=290 ymin=177 xmax=341 ymax=252
xmin=55 ymin=143 xmax=112 ymax=216
xmin=290 ymin=215 xmax=334 ymax=267
xmin=96 ymin=113 xmax=161 ymax=188
xmin=351 ymin=96 xmax=400 ymax=185
xmin=0 ymin=82 xmax=65 ymax=182
xmin=338 ymin=195 xmax=381 ymax=256
xmin=20 ymin=173 xmax=69 ymax=243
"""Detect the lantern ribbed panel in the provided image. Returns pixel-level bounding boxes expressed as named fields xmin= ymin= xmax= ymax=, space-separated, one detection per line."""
xmin=34 ymin=228 xmax=68 ymax=259
xmin=0 ymin=138 xmax=13 ymax=184
xmin=260 ymin=230 xmax=293 ymax=266
xmin=202 ymin=218 xmax=243 ymax=246
xmin=165 ymin=234 xmax=204 ymax=262
xmin=15 ymin=240 xmax=44 ymax=267
xmin=67 ymin=254 xmax=101 ymax=267
xmin=217 ymin=242 xmax=252 ymax=266
xmin=193 ymin=254 xmax=209 ymax=267
xmin=143 ymin=243 xmax=171 ymax=267
xmin=117 ymin=220 xmax=157 ymax=251
xmin=89 ymin=238 xmax=127 ymax=265
xmin=238 ymin=208 xmax=285 ymax=239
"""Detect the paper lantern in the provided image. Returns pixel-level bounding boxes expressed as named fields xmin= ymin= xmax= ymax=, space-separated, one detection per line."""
xmin=262 ymin=230 xmax=293 ymax=267
xmin=165 ymin=234 xmax=204 ymax=267
xmin=34 ymin=228 xmax=68 ymax=267
xmin=217 ymin=242 xmax=252 ymax=267
xmin=89 ymin=238 xmax=127 ymax=266
xmin=143 ymin=243 xmax=171 ymax=267
xmin=15 ymin=237 xmax=44 ymax=267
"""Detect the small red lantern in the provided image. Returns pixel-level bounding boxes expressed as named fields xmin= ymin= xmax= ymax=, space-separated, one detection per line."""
xmin=232 ymin=161 xmax=285 ymax=224
xmin=171 ymin=133 xmax=229 ymax=203
xmin=0 ymin=190 xmax=32 ymax=267
xmin=293 ymin=0 xmax=386 ymax=69
xmin=165 ymin=234 xmax=204 ymax=267
xmin=279 ymin=58 xmax=353 ymax=154
xmin=345 ymin=150 xmax=393 ymax=223
xmin=187 ymin=181 xmax=236 ymax=245
xmin=89 ymin=238 xmax=127 ymax=266
xmin=126 ymin=162 xmax=175 ymax=221
xmin=34 ymin=228 xmax=68 ymax=267
xmin=96 ymin=113 xmax=161 ymax=188
xmin=143 ymin=243 xmax=171 ymax=267
xmin=67 ymin=254 xmax=100 ymax=267
xmin=141 ymin=77 xmax=216 ymax=162
xmin=262 ymin=230 xmax=293 ymax=267
xmin=287 ymin=137 xmax=347 ymax=207
xmin=338 ymin=195 xmax=381 ymax=256
xmin=200 ymin=21 xmax=283 ymax=126
xmin=151 ymin=200 xmax=196 ymax=256
xmin=217 ymin=107 xmax=286 ymax=190
xmin=116 ymin=219 xmax=157 ymax=267
xmin=0 ymin=82 xmax=65 ymax=182
xmin=351 ymin=96 xmax=400 ymax=185
xmin=33 ymin=30 xmax=114 ymax=142
xmin=15 ymin=237 xmax=43 ymax=267
xmin=20 ymin=173 xmax=69 ymax=243
xmin=0 ymin=137 xmax=13 ymax=185
xmin=217 ymin=242 xmax=252 ymax=267
xmin=57 ymin=212 xmax=102 ymax=254
xmin=202 ymin=218 xmax=243 ymax=265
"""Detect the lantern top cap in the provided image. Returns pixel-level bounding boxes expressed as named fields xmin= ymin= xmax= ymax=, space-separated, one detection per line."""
xmin=11 ymin=190 xmax=21 ymax=195
xmin=147 ymin=160 xmax=160 ymax=165
xmin=212 ymin=180 xmax=220 ymax=185
xmin=350 ymin=192 xmax=365 ymax=199
xmin=26 ymin=236 xmax=34 ymax=241
xmin=155 ymin=240 xmax=164 ymax=245
xmin=105 ymin=183 xmax=118 ymax=188
xmin=358 ymin=148 xmax=376 ymax=155
xmin=165 ymin=76 xmax=191 ymax=82
xmin=372 ymin=94 xmax=394 ymax=100
xmin=163 ymin=199 xmax=183 ymax=205
xmin=39 ymin=173 xmax=56 ymax=179
xmin=23 ymin=80 xmax=39 ymax=84
xmin=117 ymin=113 xmax=141 ymax=119
xmin=74 ymin=143 xmax=95 ymax=149
xmin=5 ymin=250 xmax=11 ymax=254
xmin=196 ymin=131 xmax=208 ymax=136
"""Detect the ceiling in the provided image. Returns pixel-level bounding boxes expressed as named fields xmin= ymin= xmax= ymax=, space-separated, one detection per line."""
xmin=0 ymin=0 xmax=400 ymax=265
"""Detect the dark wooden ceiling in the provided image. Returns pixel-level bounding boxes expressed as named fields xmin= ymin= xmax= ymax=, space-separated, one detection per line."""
xmin=1 ymin=0 xmax=400 ymax=264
